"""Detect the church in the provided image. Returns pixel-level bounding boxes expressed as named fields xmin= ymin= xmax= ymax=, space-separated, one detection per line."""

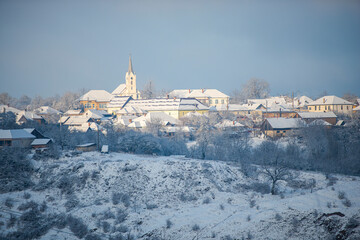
xmin=112 ymin=55 xmax=141 ymax=100
xmin=79 ymin=56 xmax=141 ymax=111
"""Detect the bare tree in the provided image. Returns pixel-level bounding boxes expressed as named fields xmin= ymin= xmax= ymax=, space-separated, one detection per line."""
xmin=342 ymin=92 xmax=358 ymax=104
xmin=141 ymin=80 xmax=156 ymax=99
xmin=0 ymin=92 xmax=13 ymax=105
xmin=241 ymin=78 xmax=270 ymax=101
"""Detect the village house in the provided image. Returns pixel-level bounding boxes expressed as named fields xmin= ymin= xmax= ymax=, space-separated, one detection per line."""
xmin=169 ymin=89 xmax=229 ymax=107
xmin=0 ymin=129 xmax=36 ymax=148
xmin=307 ymin=95 xmax=354 ymax=115
xmin=79 ymin=90 xmax=113 ymax=111
xmin=261 ymin=118 xmax=305 ymax=138
xmin=17 ymin=110 xmax=45 ymax=125
xmin=297 ymin=111 xmax=337 ymax=125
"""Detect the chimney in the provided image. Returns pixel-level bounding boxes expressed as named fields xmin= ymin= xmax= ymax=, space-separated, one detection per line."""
xmin=129 ymin=119 xmax=132 ymax=123
xmin=166 ymin=94 xmax=169 ymax=99
xmin=88 ymin=122 xmax=90 ymax=127
xmin=188 ymin=89 xmax=191 ymax=93
xmin=323 ymin=98 xmax=325 ymax=103
xmin=173 ymin=97 xmax=176 ymax=100
xmin=202 ymin=89 xmax=204 ymax=93
xmin=279 ymin=108 xmax=282 ymax=117
xmin=233 ymin=121 xmax=235 ymax=125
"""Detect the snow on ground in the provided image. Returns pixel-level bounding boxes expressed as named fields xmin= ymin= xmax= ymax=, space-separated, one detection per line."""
xmin=1 ymin=151 xmax=360 ymax=239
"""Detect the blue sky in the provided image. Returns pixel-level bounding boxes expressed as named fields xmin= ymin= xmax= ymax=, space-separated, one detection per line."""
xmin=0 ymin=0 xmax=359 ymax=98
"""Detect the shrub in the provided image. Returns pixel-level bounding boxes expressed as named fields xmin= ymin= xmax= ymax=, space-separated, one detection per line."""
xmin=338 ymin=191 xmax=346 ymax=200
xmin=249 ymin=182 xmax=270 ymax=194
xmin=247 ymin=215 xmax=251 ymax=222
xmin=327 ymin=202 xmax=332 ymax=208
xmin=18 ymin=201 xmax=38 ymax=211
xmin=192 ymin=224 xmax=200 ymax=231
xmin=166 ymin=219 xmax=173 ymax=229
xmin=343 ymin=198 xmax=352 ymax=207
xmin=116 ymin=209 xmax=128 ymax=224
xmin=23 ymin=192 xmax=31 ymax=199
xmin=179 ymin=193 xmax=198 ymax=202
xmin=112 ymin=192 xmax=130 ymax=207
xmin=117 ymin=225 xmax=128 ymax=233
xmin=146 ymin=203 xmax=158 ymax=210
xmin=346 ymin=217 xmax=359 ymax=229
xmin=203 ymin=197 xmax=211 ymax=204
xmin=220 ymin=204 xmax=225 ymax=210
xmin=249 ymin=199 xmax=256 ymax=208
xmin=66 ymin=215 xmax=88 ymax=239
xmin=275 ymin=213 xmax=282 ymax=221
xmin=5 ymin=197 xmax=14 ymax=208
xmin=0 ymin=147 xmax=33 ymax=193
xmin=7 ymin=214 xmax=16 ymax=228
xmin=102 ymin=221 xmax=111 ymax=233
xmin=85 ymin=234 xmax=102 ymax=240
xmin=65 ymin=194 xmax=80 ymax=212
xmin=40 ymin=201 xmax=47 ymax=212
xmin=101 ymin=209 xmax=115 ymax=220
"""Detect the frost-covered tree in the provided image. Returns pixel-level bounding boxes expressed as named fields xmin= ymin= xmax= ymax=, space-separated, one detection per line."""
xmin=241 ymin=78 xmax=270 ymax=100
xmin=0 ymin=92 xmax=13 ymax=105
xmin=141 ymin=80 xmax=156 ymax=99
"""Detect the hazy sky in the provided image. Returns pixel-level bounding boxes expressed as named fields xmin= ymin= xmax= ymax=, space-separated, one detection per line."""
xmin=1 ymin=0 xmax=360 ymax=99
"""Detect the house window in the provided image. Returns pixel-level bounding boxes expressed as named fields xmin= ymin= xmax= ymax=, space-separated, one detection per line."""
xmin=347 ymin=106 xmax=349 ymax=110
xmin=309 ymin=107 xmax=311 ymax=110
xmin=277 ymin=130 xmax=280 ymax=133
xmin=341 ymin=105 xmax=343 ymax=110
xmin=92 ymin=104 xmax=95 ymax=108
xmin=221 ymin=99 xmax=224 ymax=104
xmin=315 ymin=106 xmax=317 ymax=110
xmin=215 ymin=100 xmax=218 ymax=104
xmin=209 ymin=100 xmax=212 ymax=104
xmin=131 ymin=81 xmax=133 ymax=85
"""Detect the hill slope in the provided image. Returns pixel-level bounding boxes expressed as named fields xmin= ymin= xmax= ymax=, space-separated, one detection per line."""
xmin=1 ymin=152 xmax=360 ymax=239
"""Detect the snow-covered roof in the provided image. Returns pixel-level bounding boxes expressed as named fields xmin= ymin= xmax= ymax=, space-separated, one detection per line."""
xmin=64 ymin=109 xmax=82 ymax=115
xmin=133 ymin=112 xmax=180 ymax=125
xmin=215 ymin=120 xmax=244 ymax=128
xmin=76 ymin=143 xmax=96 ymax=147
xmin=0 ymin=129 xmax=36 ymax=139
xmin=63 ymin=116 xmax=91 ymax=125
xmin=122 ymin=98 xmax=209 ymax=112
xmin=294 ymin=96 xmax=313 ymax=108
xmin=79 ymin=90 xmax=113 ymax=102
xmin=169 ymin=89 xmax=229 ymax=99
xmin=353 ymin=105 xmax=360 ymax=111
xmin=308 ymin=95 xmax=353 ymax=106
xmin=248 ymin=97 xmax=287 ymax=106
xmin=84 ymin=109 xmax=111 ymax=119
xmin=112 ymin=84 xmax=126 ymax=95
xmin=265 ymin=104 xmax=292 ymax=112
xmin=36 ymin=106 xmax=62 ymax=115
xmin=108 ymin=96 xmax=132 ymax=109
xmin=0 ymin=105 xmax=21 ymax=114
xmin=128 ymin=121 xmax=147 ymax=128
xmin=17 ymin=111 xmax=43 ymax=121
xmin=309 ymin=119 xmax=332 ymax=126
xmin=266 ymin=118 xmax=305 ymax=129
xmin=31 ymin=138 xmax=52 ymax=145
xmin=298 ymin=111 xmax=337 ymax=119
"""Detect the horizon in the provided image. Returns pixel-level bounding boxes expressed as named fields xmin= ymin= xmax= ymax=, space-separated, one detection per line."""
xmin=1 ymin=0 xmax=360 ymax=99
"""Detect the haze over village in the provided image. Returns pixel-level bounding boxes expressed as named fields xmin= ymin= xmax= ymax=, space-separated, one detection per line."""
xmin=1 ymin=1 xmax=360 ymax=240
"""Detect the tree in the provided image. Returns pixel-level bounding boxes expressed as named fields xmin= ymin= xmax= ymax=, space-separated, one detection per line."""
xmin=240 ymin=78 xmax=270 ymax=101
xmin=0 ymin=92 xmax=13 ymax=105
xmin=141 ymin=80 xmax=156 ymax=99
xmin=342 ymin=92 xmax=358 ymax=104
xmin=15 ymin=95 xmax=32 ymax=110
xmin=257 ymin=141 xmax=291 ymax=195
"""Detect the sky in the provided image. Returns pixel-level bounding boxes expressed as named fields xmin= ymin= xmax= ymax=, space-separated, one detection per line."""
xmin=0 ymin=0 xmax=360 ymax=99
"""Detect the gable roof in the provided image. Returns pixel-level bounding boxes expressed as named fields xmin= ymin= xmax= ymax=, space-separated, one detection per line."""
xmin=308 ymin=95 xmax=353 ymax=106
xmin=107 ymin=96 xmax=132 ymax=109
xmin=0 ymin=105 xmax=22 ymax=114
xmin=79 ymin=90 xmax=113 ymax=102
xmin=36 ymin=106 xmax=62 ymax=115
xmin=169 ymin=89 xmax=229 ymax=99
xmin=31 ymin=138 xmax=52 ymax=146
xmin=17 ymin=111 xmax=43 ymax=121
xmin=298 ymin=111 xmax=337 ymax=119
xmin=266 ymin=118 xmax=305 ymax=129
xmin=0 ymin=129 xmax=36 ymax=139
xmin=112 ymin=84 xmax=126 ymax=95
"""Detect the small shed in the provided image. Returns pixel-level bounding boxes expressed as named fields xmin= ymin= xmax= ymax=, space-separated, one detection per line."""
xmin=75 ymin=143 xmax=97 ymax=152
xmin=261 ymin=118 xmax=305 ymax=138
xmin=31 ymin=138 xmax=53 ymax=149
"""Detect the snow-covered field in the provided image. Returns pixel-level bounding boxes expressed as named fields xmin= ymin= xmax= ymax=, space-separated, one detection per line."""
xmin=1 ymin=151 xmax=360 ymax=240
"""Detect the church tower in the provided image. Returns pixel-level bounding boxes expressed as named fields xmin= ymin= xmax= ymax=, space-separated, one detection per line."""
xmin=125 ymin=55 xmax=139 ymax=99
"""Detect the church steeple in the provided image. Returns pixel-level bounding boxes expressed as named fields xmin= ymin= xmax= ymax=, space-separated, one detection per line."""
xmin=128 ymin=55 xmax=134 ymax=73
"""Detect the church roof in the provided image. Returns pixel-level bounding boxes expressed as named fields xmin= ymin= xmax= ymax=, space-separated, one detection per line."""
xmin=169 ymin=89 xmax=229 ymax=99
xmin=112 ymin=84 xmax=126 ymax=95
xmin=128 ymin=55 xmax=134 ymax=73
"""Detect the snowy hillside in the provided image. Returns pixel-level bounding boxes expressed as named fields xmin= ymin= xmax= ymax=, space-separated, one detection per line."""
xmin=1 ymin=152 xmax=360 ymax=240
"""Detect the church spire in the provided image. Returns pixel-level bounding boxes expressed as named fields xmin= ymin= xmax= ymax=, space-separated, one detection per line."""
xmin=128 ymin=55 xmax=134 ymax=73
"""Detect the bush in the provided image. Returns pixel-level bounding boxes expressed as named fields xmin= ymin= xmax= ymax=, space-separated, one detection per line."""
xmin=249 ymin=199 xmax=256 ymax=208
xmin=166 ymin=219 xmax=173 ymax=229
xmin=247 ymin=215 xmax=251 ymax=222
xmin=23 ymin=192 xmax=31 ymax=199
xmin=179 ymin=193 xmax=197 ymax=202
xmin=343 ymin=198 xmax=352 ymax=207
xmin=220 ymin=204 xmax=225 ymax=210
xmin=112 ymin=192 xmax=130 ymax=207
xmin=192 ymin=224 xmax=200 ymax=231
xmin=249 ymin=182 xmax=270 ymax=194
xmin=146 ymin=203 xmax=158 ymax=210
xmin=275 ymin=213 xmax=283 ymax=221
xmin=338 ymin=191 xmax=346 ymax=200
xmin=5 ymin=197 xmax=14 ymax=208
xmin=65 ymin=194 xmax=80 ymax=212
xmin=203 ymin=197 xmax=211 ymax=204
xmin=7 ymin=214 xmax=16 ymax=228
xmin=102 ymin=221 xmax=111 ymax=233
xmin=66 ymin=215 xmax=88 ymax=239
xmin=0 ymin=147 xmax=33 ymax=193
xmin=18 ymin=201 xmax=38 ymax=211
xmin=85 ymin=234 xmax=102 ymax=240
xmin=117 ymin=225 xmax=128 ymax=233
xmin=116 ymin=209 xmax=128 ymax=224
